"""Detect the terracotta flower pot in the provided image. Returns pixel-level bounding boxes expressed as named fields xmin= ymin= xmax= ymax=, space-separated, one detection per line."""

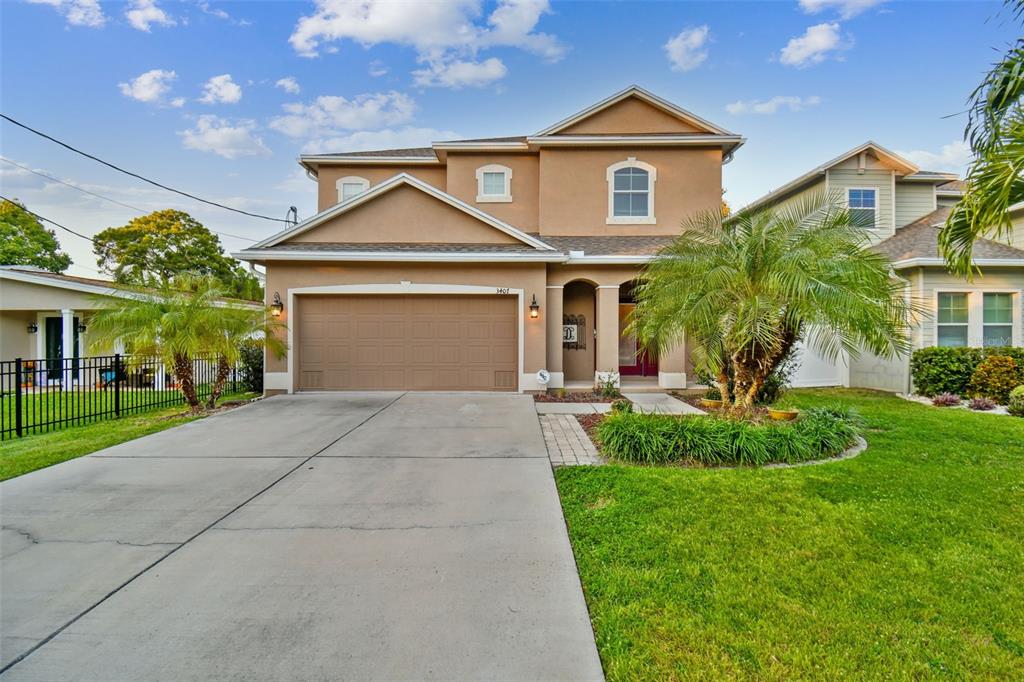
xmin=768 ymin=408 xmax=799 ymax=421
xmin=701 ymin=398 xmax=724 ymax=409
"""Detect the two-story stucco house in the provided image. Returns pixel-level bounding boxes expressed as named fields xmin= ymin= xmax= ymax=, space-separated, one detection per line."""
xmin=236 ymin=86 xmax=744 ymax=394
xmin=741 ymin=142 xmax=1024 ymax=393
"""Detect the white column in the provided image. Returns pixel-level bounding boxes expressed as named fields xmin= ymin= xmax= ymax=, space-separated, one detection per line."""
xmin=61 ymin=309 xmax=74 ymax=385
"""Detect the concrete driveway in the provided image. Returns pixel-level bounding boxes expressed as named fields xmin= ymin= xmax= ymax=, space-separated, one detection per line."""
xmin=0 ymin=393 xmax=602 ymax=681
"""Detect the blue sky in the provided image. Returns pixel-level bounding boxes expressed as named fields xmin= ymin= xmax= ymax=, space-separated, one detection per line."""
xmin=1 ymin=0 xmax=1018 ymax=276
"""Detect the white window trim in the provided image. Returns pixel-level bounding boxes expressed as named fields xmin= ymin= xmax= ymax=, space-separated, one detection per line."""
xmin=982 ymin=291 xmax=1016 ymax=347
xmin=932 ymin=289 xmax=1022 ymax=348
xmin=846 ymin=187 xmax=878 ymax=230
xmin=475 ymin=164 xmax=512 ymax=203
xmin=606 ymin=157 xmax=656 ymax=225
xmin=336 ymin=176 xmax=369 ymax=203
xmin=935 ymin=292 xmax=969 ymax=347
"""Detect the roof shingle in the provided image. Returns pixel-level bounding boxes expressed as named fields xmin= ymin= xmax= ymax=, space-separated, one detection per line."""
xmin=873 ymin=207 xmax=1024 ymax=263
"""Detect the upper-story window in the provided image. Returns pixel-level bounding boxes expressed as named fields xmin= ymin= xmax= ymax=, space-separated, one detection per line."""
xmin=607 ymin=158 xmax=656 ymax=225
xmin=847 ymin=188 xmax=877 ymax=228
xmin=337 ymin=176 xmax=369 ymax=203
xmin=475 ymin=164 xmax=512 ymax=203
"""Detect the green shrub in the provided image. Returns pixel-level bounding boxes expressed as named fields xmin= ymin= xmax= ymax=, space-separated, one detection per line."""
xmin=238 ymin=340 xmax=264 ymax=393
xmin=703 ymin=386 xmax=722 ymax=400
xmin=611 ymin=398 xmax=633 ymax=414
xmin=967 ymin=355 xmax=1022 ymax=404
xmin=596 ymin=407 xmax=861 ymax=467
xmin=1008 ymin=386 xmax=1024 ymax=417
xmin=910 ymin=346 xmax=1024 ymax=396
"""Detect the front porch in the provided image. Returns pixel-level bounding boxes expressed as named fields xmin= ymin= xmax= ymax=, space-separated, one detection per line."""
xmin=543 ymin=273 xmax=688 ymax=391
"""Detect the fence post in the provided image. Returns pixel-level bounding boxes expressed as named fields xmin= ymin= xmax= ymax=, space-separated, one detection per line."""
xmin=114 ymin=353 xmax=122 ymax=418
xmin=15 ymin=358 xmax=23 ymax=438
xmin=232 ymin=363 xmax=237 ymax=394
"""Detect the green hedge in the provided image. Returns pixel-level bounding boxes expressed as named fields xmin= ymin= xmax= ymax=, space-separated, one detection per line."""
xmin=910 ymin=346 xmax=1024 ymax=397
xmin=596 ymin=406 xmax=862 ymax=467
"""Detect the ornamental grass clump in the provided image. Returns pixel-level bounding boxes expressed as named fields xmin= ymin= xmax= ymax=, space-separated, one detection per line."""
xmin=932 ymin=393 xmax=962 ymax=407
xmin=968 ymin=396 xmax=997 ymax=411
xmin=596 ymin=405 xmax=861 ymax=467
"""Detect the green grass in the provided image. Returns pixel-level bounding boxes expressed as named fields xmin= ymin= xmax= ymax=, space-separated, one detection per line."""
xmin=0 ymin=392 xmax=256 ymax=481
xmin=556 ymin=389 xmax=1024 ymax=680
xmin=2 ymin=385 xmax=223 ymax=431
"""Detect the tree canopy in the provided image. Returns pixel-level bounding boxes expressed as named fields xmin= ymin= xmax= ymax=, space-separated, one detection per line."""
xmin=0 ymin=199 xmax=73 ymax=273
xmin=939 ymin=0 xmax=1023 ymax=274
xmin=93 ymin=209 xmax=262 ymax=300
xmin=632 ymin=192 xmax=918 ymax=411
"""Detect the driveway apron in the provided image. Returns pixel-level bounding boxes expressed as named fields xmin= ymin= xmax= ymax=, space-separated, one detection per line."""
xmin=0 ymin=392 xmax=602 ymax=681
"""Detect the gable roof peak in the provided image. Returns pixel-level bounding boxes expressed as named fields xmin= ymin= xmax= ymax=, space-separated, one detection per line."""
xmin=534 ymin=85 xmax=736 ymax=137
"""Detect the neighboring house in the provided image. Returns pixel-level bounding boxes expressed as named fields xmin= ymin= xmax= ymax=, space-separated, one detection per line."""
xmin=0 ymin=266 xmax=126 ymax=365
xmin=741 ymin=142 xmax=1024 ymax=392
xmin=235 ymin=86 xmax=744 ymax=394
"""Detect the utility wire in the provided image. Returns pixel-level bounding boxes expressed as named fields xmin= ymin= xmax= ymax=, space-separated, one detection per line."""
xmin=0 ymin=193 xmax=97 ymax=244
xmin=1 ymin=113 xmax=290 ymax=224
xmin=0 ymin=156 xmax=258 ymax=242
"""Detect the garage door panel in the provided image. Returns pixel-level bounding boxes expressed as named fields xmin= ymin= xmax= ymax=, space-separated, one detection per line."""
xmin=299 ymin=295 xmax=517 ymax=391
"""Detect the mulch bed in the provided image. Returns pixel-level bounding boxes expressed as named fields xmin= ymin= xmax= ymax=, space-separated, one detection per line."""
xmin=535 ymin=391 xmax=620 ymax=403
xmin=575 ymin=413 xmax=605 ymax=448
xmin=155 ymin=398 xmax=257 ymax=421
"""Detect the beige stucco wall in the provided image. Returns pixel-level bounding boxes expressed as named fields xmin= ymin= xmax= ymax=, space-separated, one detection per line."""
xmin=1 ymin=311 xmax=36 ymax=360
xmin=444 ymin=153 xmax=540 ymax=233
xmin=262 ymin=262 xmax=548 ymax=388
xmin=315 ymin=165 xmax=447 ymax=212
xmin=557 ymin=96 xmax=705 ymax=135
xmin=894 ymin=182 xmax=937 ymax=228
xmin=538 ymin=147 xmax=722 ymax=236
xmin=288 ymin=184 xmax=521 ymax=245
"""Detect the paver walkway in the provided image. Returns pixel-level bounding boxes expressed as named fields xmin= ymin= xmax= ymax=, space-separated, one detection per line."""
xmin=539 ymin=414 xmax=603 ymax=466
xmin=0 ymin=393 xmax=603 ymax=681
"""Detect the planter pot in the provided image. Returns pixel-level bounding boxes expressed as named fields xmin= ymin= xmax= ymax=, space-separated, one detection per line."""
xmin=768 ymin=408 xmax=799 ymax=421
xmin=701 ymin=398 xmax=724 ymax=408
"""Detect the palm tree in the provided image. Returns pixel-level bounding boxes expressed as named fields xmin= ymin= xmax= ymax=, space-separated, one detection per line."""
xmin=631 ymin=192 xmax=919 ymax=411
xmin=939 ymin=0 xmax=1023 ymax=275
xmin=88 ymin=276 xmax=284 ymax=412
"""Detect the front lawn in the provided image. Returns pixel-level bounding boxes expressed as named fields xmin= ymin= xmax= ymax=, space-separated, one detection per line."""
xmin=556 ymin=389 xmax=1024 ymax=679
xmin=0 ymin=393 xmax=257 ymax=481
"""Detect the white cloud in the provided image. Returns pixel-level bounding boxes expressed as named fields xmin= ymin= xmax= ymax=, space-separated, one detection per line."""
xmin=726 ymin=95 xmax=822 ymax=115
xmin=197 ymin=1 xmax=251 ymax=26
xmin=664 ymin=25 xmax=710 ymax=72
xmin=301 ymin=126 xmax=461 ymax=154
xmin=413 ymin=57 xmax=507 ymax=88
xmin=179 ymin=116 xmax=271 ymax=159
xmin=275 ymin=77 xmax=301 ymax=94
xmin=898 ymin=140 xmax=972 ymax=173
xmin=26 ymin=0 xmax=105 ymax=27
xmin=125 ymin=0 xmax=175 ymax=32
xmin=118 ymin=69 xmax=181 ymax=106
xmin=269 ymin=91 xmax=416 ymax=138
xmin=779 ymin=22 xmax=849 ymax=67
xmin=199 ymin=74 xmax=243 ymax=104
xmin=368 ymin=60 xmax=389 ymax=77
xmin=288 ymin=0 xmax=564 ymax=87
xmin=799 ymin=0 xmax=885 ymax=20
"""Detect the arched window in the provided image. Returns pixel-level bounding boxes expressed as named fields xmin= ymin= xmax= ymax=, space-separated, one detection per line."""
xmin=336 ymin=176 xmax=369 ymax=203
xmin=475 ymin=164 xmax=512 ymax=202
xmin=606 ymin=158 xmax=656 ymax=224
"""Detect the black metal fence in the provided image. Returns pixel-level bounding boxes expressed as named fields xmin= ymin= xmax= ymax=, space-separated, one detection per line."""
xmin=0 ymin=353 xmax=239 ymax=441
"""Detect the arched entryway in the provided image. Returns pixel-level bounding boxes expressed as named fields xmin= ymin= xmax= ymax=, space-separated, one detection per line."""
xmin=618 ymin=280 xmax=658 ymax=378
xmin=561 ymin=280 xmax=596 ymax=385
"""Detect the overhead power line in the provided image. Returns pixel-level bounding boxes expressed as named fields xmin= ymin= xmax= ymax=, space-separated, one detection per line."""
xmin=0 ymin=193 xmax=97 ymax=244
xmin=0 ymin=156 xmax=257 ymax=242
xmin=1 ymin=113 xmax=290 ymax=224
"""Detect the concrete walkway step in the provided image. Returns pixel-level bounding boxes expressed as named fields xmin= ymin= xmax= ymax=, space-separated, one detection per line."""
xmin=622 ymin=392 xmax=705 ymax=415
xmin=535 ymin=402 xmax=612 ymax=415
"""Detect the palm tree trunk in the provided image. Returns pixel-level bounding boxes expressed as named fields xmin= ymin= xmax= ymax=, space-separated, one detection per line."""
xmin=206 ymin=355 xmax=231 ymax=409
xmin=173 ymin=352 xmax=201 ymax=412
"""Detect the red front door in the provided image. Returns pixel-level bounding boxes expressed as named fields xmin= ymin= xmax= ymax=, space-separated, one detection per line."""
xmin=617 ymin=303 xmax=658 ymax=376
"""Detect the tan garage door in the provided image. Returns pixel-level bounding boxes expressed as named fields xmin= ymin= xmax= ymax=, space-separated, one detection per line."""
xmin=298 ymin=295 xmax=518 ymax=391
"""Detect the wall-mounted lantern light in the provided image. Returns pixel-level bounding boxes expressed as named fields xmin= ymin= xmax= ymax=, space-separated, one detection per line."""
xmin=270 ymin=291 xmax=284 ymax=317
xmin=77 ymin=322 xmax=87 ymax=334
xmin=27 ymin=322 xmax=38 ymax=334
xmin=529 ymin=294 xmax=540 ymax=319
